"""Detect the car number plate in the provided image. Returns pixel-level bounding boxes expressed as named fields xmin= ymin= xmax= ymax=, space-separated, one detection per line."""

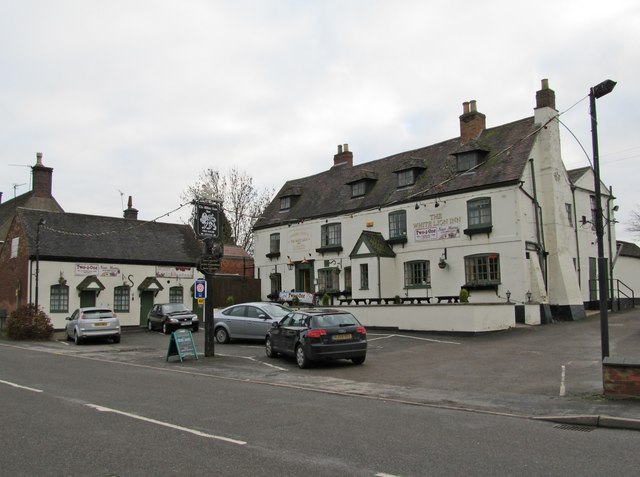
xmin=181 ymin=321 xmax=192 ymax=326
xmin=333 ymin=333 xmax=352 ymax=341
xmin=94 ymin=322 xmax=107 ymax=327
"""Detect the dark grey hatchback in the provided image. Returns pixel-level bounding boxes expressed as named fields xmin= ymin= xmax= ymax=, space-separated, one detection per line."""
xmin=265 ymin=308 xmax=367 ymax=368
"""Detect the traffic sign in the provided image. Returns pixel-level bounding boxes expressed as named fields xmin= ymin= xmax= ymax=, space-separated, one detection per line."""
xmin=195 ymin=278 xmax=206 ymax=299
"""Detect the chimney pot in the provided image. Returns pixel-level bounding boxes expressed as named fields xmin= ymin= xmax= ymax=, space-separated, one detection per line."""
xmin=337 ymin=144 xmax=343 ymax=154
xmin=123 ymin=195 xmax=139 ymax=220
xmin=470 ymin=100 xmax=477 ymax=112
xmin=535 ymin=78 xmax=556 ymax=110
xmin=332 ymin=143 xmax=353 ymax=169
xmin=462 ymin=101 xmax=470 ymax=114
xmin=343 ymin=143 xmax=349 ymax=152
xmin=36 ymin=152 xmax=43 ymax=166
xmin=459 ymin=100 xmax=486 ymax=144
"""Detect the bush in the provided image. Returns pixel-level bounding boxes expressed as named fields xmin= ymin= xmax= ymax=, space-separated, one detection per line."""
xmin=226 ymin=295 xmax=235 ymax=306
xmin=459 ymin=288 xmax=469 ymax=303
xmin=321 ymin=293 xmax=330 ymax=306
xmin=6 ymin=304 xmax=54 ymax=341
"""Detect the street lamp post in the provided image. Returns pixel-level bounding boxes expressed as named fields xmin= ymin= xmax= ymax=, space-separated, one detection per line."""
xmin=589 ymin=79 xmax=616 ymax=359
xmin=35 ymin=217 xmax=46 ymax=310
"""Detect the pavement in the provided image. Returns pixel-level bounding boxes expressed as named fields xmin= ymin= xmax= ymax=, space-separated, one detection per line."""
xmin=5 ymin=305 xmax=640 ymax=431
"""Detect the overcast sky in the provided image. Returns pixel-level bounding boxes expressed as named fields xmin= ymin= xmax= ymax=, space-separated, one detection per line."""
xmin=2 ymin=1 xmax=639 ymax=242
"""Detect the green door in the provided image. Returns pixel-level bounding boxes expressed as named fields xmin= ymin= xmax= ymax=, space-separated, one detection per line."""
xmin=79 ymin=290 xmax=96 ymax=308
xmin=139 ymin=291 xmax=155 ymax=327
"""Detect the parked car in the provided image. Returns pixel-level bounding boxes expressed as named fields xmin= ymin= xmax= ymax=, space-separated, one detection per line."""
xmin=147 ymin=303 xmax=199 ymax=334
xmin=213 ymin=302 xmax=291 ymax=343
xmin=265 ymin=308 xmax=367 ymax=368
xmin=65 ymin=307 xmax=121 ymax=345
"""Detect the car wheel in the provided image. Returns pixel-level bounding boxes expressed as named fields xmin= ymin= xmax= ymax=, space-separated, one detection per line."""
xmin=192 ymin=326 xmax=199 ymax=333
xmin=351 ymin=356 xmax=366 ymax=365
xmin=295 ymin=345 xmax=309 ymax=369
xmin=215 ymin=327 xmax=230 ymax=344
xmin=265 ymin=337 xmax=278 ymax=358
xmin=147 ymin=320 xmax=153 ymax=331
xmin=74 ymin=330 xmax=81 ymax=345
xmin=113 ymin=335 xmax=121 ymax=344
xmin=65 ymin=329 xmax=72 ymax=341
xmin=162 ymin=322 xmax=170 ymax=335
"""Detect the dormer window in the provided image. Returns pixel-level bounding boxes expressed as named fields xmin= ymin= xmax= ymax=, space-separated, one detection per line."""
xmin=397 ymin=169 xmax=416 ymax=188
xmin=456 ymin=150 xmax=487 ymax=173
xmin=280 ymin=196 xmax=292 ymax=211
xmin=351 ymin=181 xmax=366 ymax=198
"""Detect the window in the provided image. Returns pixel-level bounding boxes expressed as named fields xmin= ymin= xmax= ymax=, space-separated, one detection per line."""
xmin=321 ymin=223 xmax=342 ymax=247
xmin=11 ymin=237 xmax=19 ymax=258
xmin=280 ymin=196 xmax=292 ymax=211
xmin=344 ymin=267 xmax=352 ymax=292
xmin=318 ymin=268 xmax=340 ymax=293
xmin=360 ymin=264 xmax=369 ymax=290
xmin=50 ymin=284 xmax=69 ymax=313
xmin=565 ymin=203 xmax=573 ymax=227
xmin=113 ymin=286 xmax=130 ymax=312
xmin=270 ymin=233 xmax=280 ymax=254
xmin=389 ymin=210 xmax=407 ymax=239
xmin=169 ymin=286 xmax=183 ymax=304
xmin=464 ymin=254 xmax=501 ymax=286
xmin=456 ymin=151 xmax=486 ymax=173
xmin=404 ymin=261 xmax=430 ymax=288
xmin=465 ymin=197 xmax=493 ymax=237
xmin=397 ymin=169 xmax=415 ymax=188
xmin=351 ymin=181 xmax=366 ymax=198
xmin=270 ymin=272 xmax=282 ymax=295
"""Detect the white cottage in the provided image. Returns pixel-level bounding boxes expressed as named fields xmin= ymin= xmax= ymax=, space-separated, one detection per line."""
xmin=253 ymin=80 xmax=621 ymax=323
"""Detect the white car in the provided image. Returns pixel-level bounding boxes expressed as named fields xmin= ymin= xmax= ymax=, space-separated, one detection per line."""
xmin=213 ymin=302 xmax=291 ymax=343
xmin=65 ymin=307 xmax=121 ymax=345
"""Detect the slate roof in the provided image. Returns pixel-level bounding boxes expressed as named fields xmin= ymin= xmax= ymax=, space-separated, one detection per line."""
xmin=349 ymin=231 xmax=396 ymax=258
xmin=617 ymin=240 xmax=640 ymax=258
xmin=15 ymin=208 xmax=202 ymax=266
xmin=0 ymin=191 xmax=64 ymax=242
xmin=254 ymin=116 xmax=539 ymax=230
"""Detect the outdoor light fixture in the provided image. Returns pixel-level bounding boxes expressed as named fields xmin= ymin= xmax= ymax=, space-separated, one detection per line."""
xmin=526 ymin=290 xmax=532 ymax=303
xmin=438 ymin=249 xmax=448 ymax=269
xmin=287 ymin=256 xmax=294 ymax=271
xmin=506 ymin=290 xmax=511 ymax=303
xmin=590 ymin=79 xmax=616 ymax=359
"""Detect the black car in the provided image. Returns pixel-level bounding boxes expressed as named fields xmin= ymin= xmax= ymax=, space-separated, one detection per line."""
xmin=147 ymin=303 xmax=199 ymax=334
xmin=265 ymin=308 xmax=367 ymax=368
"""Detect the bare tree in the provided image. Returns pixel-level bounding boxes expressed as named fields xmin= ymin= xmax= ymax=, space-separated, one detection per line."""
xmin=628 ymin=207 xmax=640 ymax=237
xmin=183 ymin=167 xmax=274 ymax=254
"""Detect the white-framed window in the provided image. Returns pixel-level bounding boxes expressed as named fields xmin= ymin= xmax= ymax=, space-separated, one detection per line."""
xmin=321 ymin=223 xmax=342 ymax=247
xmin=360 ymin=264 xmax=369 ymax=290
xmin=397 ymin=169 xmax=415 ymax=188
xmin=280 ymin=196 xmax=292 ymax=210
xmin=270 ymin=233 xmax=280 ymax=254
xmin=467 ymin=197 xmax=492 ymax=228
xmin=464 ymin=253 xmax=501 ymax=285
xmin=50 ymin=284 xmax=69 ymax=313
xmin=351 ymin=181 xmax=366 ymax=198
xmin=389 ymin=210 xmax=407 ymax=239
xmin=404 ymin=261 xmax=430 ymax=288
xmin=318 ymin=268 xmax=340 ymax=293
xmin=114 ymin=286 xmax=130 ymax=312
xmin=169 ymin=286 xmax=183 ymax=304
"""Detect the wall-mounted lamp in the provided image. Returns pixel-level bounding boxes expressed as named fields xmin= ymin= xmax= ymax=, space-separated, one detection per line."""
xmin=506 ymin=290 xmax=511 ymax=303
xmin=301 ymin=253 xmax=311 ymax=264
xmin=415 ymin=203 xmax=420 ymax=210
xmin=434 ymin=199 xmax=446 ymax=208
xmin=287 ymin=256 xmax=294 ymax=270
xmin=438 ymin=249 xmax=448 ymax=269
xmin=526 ymin=290 xmax=532 ymax=303
xmin=612 ymin=205 xmax=619 ymax=212
xmin=328 ymin=259 xmax=342 ymax=269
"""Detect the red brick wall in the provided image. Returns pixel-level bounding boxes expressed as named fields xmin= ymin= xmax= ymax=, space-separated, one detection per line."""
xmin=220 ymin=256 xmax=254 ymax=278
xmin=0 ymin=216 xmax=30 ymax=313
xmin=603 ymin=359 xmax=640 ymax=399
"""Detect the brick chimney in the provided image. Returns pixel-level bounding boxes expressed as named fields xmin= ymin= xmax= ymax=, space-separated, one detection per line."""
xmin=123 ymin=195 xmax=139 ymax=220
xmin=459 ymin=100 xmax=486 ymax=144
xmin=332 ymin=143 xmax=353 ymax=169
xmin=32 ymin=152 xmax=54 ymax=198
xmin=535 ymin=78 xmax=556 ymax=110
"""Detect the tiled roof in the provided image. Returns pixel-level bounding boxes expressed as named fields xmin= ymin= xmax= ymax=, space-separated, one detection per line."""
xmin=0 ymin=191 xmax=64 ymax=241
xmin=617 ymin=240 xmax=640 ymax=258
xmin=255 ymin=117 xmax=538 ymax=230
xmin=16 ymin=208 xmax=202 ymax=266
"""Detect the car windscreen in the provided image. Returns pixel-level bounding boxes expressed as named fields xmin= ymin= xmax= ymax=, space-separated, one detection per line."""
xmin=312 ymin=313 xmax=359 ymax=328
xmin=262 ymin=304 xmax=290 ymax=318
xmin=82 ymin=310 xmax=115 ymax=319
xmin=163 ymin=304 xmax=188 ymax=313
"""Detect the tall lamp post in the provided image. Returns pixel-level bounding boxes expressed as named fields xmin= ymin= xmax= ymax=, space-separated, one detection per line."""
xmin=35 ymin=217 xmax=46 ymax=310
xmin=590 ymin=79 xmax=616 ymax=359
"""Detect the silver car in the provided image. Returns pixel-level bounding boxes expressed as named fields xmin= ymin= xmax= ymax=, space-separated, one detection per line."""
xmin=213 ymin=302 xmax=291 ymax=343
xmin=65 ymin=307 xmax=121 ymax=345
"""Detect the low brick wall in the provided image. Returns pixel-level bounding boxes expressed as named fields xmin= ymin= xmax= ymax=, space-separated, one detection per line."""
xmin=603 ymin=357 xmax=640 ymax=399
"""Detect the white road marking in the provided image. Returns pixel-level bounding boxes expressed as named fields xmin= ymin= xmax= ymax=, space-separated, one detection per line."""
xmin=216 ymin=353 xmax=288 ymax=371
xmin=86 ymin=403 xmax=247 ymax=445
xmin=367 ymin=334 xmax=460 ymax=345
xmin=0 ymin=379 xmax=43 ymax=393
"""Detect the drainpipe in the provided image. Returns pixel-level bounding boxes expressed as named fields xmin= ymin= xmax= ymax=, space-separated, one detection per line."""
xmin=606 ymin=186 xmax=615 ymax=308
xmin=570 ymin=184 xmax=582 ymax=286
xmin=528 ymin=158 xmax=548 ymax=289
xmin=377 ymin=256 xmax=382 ymax=299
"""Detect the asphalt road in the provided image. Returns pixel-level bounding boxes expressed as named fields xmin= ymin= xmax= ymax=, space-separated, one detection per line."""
xmin=1 ymin=340 xmax=640 ymax=477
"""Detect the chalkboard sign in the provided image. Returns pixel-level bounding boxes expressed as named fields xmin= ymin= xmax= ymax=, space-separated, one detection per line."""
xmin=166 ymin=329 xmax=198 ymax=362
